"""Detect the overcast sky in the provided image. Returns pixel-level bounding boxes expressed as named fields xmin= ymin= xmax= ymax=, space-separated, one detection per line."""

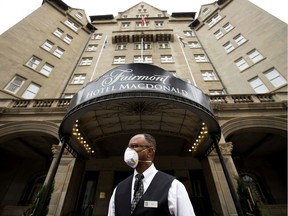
xmin=0 ymin=0 xmax=287 ymax=34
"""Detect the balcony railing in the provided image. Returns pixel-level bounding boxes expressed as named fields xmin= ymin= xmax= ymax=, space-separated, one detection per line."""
xmin=0 ymin=93 xmax=286 ymax=110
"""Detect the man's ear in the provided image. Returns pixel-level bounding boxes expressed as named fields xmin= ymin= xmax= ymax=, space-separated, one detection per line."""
xmin=147 ymin=147 xmax=155 ymax=158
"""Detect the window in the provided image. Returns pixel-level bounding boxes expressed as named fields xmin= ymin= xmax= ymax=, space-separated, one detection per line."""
xmin=249 ymin=77 xmax=269 ymax=93
xmin=72 ymin=74 xmax=86 ymax=84
xmin=86 ymin=44 xmax=98 ymax=51
xmin=113 ymin=56 xmax=125 ymax=64
xmin=194 ymin=54 xmax=208 ymax=62
xmin=63 ymin=35 xmax=73 ymax=44
xmin=240 ymin=174 xmax=267 ymax=204
xmin=264 ymin=68 xmax=287 ymax=88
xmin=183 ymin=31 xmax=195 ymax=37
xmin=135 ymin=43 xmax=151 ymax=50
xmin=235 ymin=57 xmax=249 ymax=71
xmin=53 ymin=28 xmax=63 ymax=38
xmin=214 ymin=30 xmax=224 ymax=39
xmin=248 ymin=49 xmax=264 ymax=63
xmin=234 ymin=34 xmax=246 ymax=46
xmin=159 ymin=42 xmax=170 ymax=49
xmin=80 ymin=57 xmax=93 ymax=65
xmin=75 ymin=12 xmax=83 ymax=20
xmin=209 ymin=90 xmax=225 ymax=95
xmin=207 ymin=14 xmax=222 ymax=27
xmin=121 ymin=22 xmax=130 ymax=28
xmin=26 ymin=56 xmax=41 ymax=69
xmin=134 ymin=55 xmax=152 ymax=63
xmin=40 ymin=63 xmax=54 ymax=76
xmin=22 ymin=83 xmax=40 ymax=99
xmin=223 ymin=22 xmax=233 ymax=32
xmin=92 ymin=34 xmax=102 ymax=40
xmin=188 ymin=41 xmax=201 ymax=48
xmin=116 ymin=44 xmax=127 ymax=50
xmin=64 ymin=94 xmax=74 ymax=99
xmin=53 ymin=47 xmax=64 ymax=58
xmin=41 ymin=40 xmax=54 ymax=51
xmin=203 ymin=8 xmax=210 ymax=16
xmin=161 ymin=55 xmax=173 ymax=63
xmin=155 ymin=21 xmax=164 ymax=27
xmin=64 ymin=19 xmax=79 ymax=31
xmin=201 ymin=71 xmax=218 ymax=81
xmin=223 ymin=42 xmax=234 ymax=53
xmin=136 ymin=22 xmax=149 ymax=27
xmin=5 ymin=76 xmax=25 ymax=94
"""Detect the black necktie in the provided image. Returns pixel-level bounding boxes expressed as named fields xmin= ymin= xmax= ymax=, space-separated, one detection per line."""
xmin=131 ymin=173 xmax=144 ymax=213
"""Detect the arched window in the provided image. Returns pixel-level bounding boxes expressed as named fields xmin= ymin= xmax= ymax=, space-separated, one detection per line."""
xmin=240 ymin=173 xmax=267 ymax=204
xmin=21 ymin=174 xmax=46 ymax=205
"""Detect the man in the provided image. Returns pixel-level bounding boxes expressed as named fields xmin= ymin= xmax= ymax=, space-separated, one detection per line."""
xmin=108 ymin=133 xmax=196 ymax=216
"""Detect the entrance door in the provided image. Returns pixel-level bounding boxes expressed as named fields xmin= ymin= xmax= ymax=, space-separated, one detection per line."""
xmin=189 ymin=170 xmax=214 ymax=216
xmin=76 ymin=171 xmax=99 ymax=216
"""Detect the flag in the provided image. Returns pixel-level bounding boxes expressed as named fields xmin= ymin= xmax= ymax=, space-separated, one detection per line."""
xmin=141 ymin=15 xmax=147 ymax=26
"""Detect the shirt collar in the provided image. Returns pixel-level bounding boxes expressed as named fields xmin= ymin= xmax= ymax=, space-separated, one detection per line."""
xmin=134 ymin=163 xmax=157 ymax=180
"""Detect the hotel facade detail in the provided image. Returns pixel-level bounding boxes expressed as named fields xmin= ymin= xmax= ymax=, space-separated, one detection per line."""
xmin=0 ymin=0 xmax=287 ymax=215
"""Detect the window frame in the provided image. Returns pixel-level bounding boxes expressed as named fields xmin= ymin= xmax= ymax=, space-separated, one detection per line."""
xmin=248 ymin=49 xmax=264 ymax=63
xmin=26 ymin=56 xmax=41 ymax=70
xmin=201 ymin=71 xmax=218 ymax=81
xmin=71 ymin=74 xmax=86 ymax=84
xmin=207 ymin=13 xmax=222 ymax=27
xmin=160 ymin=55 xmax=174 ymax=63
xmin=80 ymin=57 xmax=93 ymax=65
xmin=223 ymin=41 xmax=235 ymax=53
xmin=40 ymin=63 xmax=54 ymax=76
xmin=41 ymin=40 xmax=54 ymax=51
xmin=64 ymin=19 xmax=79 ymax=31
xmin=53 ymin=47 xmax=65 ymax=58
xmin=22 ymin=83 xmax=40 ymax=99
xmin=113 ymin=56 xmax=126 ymax=64
xmin=4 ymin=75 xmax=25 ymax=94
xmin=264 ymin=68 xmax=287 ymax=88
xmin=235 ymin=57 xmax=249 ymax=71
xmin=234 ymin=34 xmax=247 ymax=46
xmin=248 ymin=77 xmax=269 ymax=93
xmin=194 ymin=54 xmax=208 ymax=62
xmin=134 ymin=55 xmax=152 ymax=63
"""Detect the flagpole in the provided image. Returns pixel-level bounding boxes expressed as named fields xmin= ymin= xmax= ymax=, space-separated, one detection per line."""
xmin=176 ymin=34 xmax=197 ymax=86
xmin=141 ymin=36 xmax=144 ymax=63
xmin=141 ymin=15 xmax=146 ymax=63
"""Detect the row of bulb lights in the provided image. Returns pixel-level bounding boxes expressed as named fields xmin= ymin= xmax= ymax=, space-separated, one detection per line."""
xmin=72 ymin=120 xmax=94 ymax=154
xmin=189 ymin=122 xmax=208 ymax=152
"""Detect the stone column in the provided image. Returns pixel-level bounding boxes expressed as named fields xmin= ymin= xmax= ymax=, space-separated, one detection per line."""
xmin=46 ymin=144 xmax=77 ymax=216
xmin=201 ymin=142 xmax=239 ymax=216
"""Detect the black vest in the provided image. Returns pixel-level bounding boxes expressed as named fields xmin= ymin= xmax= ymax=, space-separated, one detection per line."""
xmin=115 ymin=171 xmax=175 ymax=216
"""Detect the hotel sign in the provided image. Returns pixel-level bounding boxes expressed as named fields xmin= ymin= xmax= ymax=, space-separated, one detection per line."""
xmin=68 ymin=63 xmax=212 ymax=112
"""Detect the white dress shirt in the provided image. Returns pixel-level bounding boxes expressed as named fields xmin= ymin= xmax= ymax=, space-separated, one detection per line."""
xmin=108 ymin=164 xmax=196 ymax=216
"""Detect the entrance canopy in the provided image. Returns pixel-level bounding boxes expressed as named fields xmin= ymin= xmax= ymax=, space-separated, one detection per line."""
xmin=59 ymin=63 xmax=220 ymax=158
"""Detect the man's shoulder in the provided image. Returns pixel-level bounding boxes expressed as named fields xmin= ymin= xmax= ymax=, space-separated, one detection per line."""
xmin=118 ymin=174 xmax=133 ymax=186
xmin=155 ymin=171 xmax=175 ymax=181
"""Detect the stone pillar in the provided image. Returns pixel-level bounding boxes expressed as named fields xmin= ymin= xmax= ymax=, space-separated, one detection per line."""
xmin=46 ymin=144 xmax=77 ymax=216
xmin=201 ymin=142 xmax=239 ymax=216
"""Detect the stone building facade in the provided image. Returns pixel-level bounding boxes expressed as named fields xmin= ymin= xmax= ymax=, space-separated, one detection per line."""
xmin=0 ymin=0 xmax=286 ymax=215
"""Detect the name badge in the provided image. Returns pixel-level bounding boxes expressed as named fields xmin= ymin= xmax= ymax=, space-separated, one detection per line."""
xmin=144 ymin=201 xmax=158 ymax=208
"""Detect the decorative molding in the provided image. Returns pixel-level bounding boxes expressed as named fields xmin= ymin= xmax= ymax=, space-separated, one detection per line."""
xmin=210 ymin=142 xmax=233 ymax=155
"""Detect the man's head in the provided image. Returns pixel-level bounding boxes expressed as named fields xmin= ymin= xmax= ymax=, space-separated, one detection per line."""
xmin=127 ymin=133 xmax=156 ymax=171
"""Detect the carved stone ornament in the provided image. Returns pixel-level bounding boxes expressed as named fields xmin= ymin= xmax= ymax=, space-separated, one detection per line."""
xmin=210 ymin=142 xmax=233 ymax=156
xmin=51 ymin=144 xmax=70 ymax=156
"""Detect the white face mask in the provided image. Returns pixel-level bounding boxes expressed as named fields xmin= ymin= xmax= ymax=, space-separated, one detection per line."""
xmin=124 ymin=147 xmax=139 ymax=168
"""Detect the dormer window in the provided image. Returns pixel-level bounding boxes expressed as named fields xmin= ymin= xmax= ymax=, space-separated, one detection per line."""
xmin=75 ymin=12 xmax=83 ymax=20
xmin=203 ymin=8 xmax=210 ymax=16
